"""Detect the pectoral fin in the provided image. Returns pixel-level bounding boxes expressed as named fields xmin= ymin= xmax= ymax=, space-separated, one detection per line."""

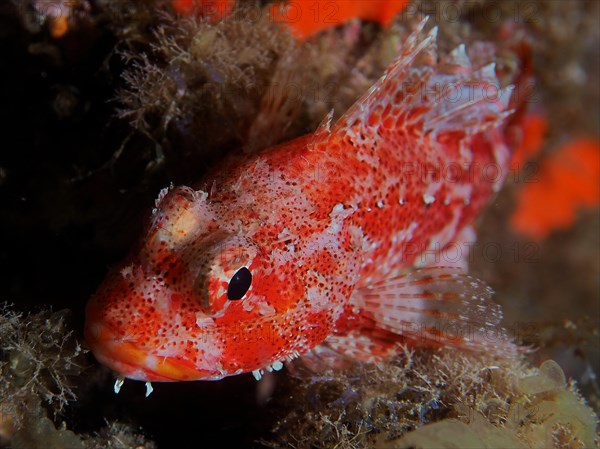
xmin=303 ymin=267 xmax=518 ymax=370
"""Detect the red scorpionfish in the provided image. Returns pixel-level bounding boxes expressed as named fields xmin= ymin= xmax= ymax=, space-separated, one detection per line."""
xmin=85 ymin=20 xmax=518 ymax=391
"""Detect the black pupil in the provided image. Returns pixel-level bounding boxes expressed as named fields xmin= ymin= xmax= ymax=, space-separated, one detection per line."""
xmin=227 ymin=267 xmax=252 ymax=300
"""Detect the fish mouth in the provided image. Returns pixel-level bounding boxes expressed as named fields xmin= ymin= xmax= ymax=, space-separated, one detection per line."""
xmin=84 ymin=320 xmax=217 ymax=382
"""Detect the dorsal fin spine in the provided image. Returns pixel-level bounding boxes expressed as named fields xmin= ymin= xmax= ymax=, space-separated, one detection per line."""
xmin=326 ymin=17 xmax=512 ymax=148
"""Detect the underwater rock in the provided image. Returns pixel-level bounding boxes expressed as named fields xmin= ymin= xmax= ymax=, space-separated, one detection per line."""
xmin=382 ymin=415 xmax=527 ymax=449
xmin=264 ymin=353 xmax=599 ymax=449
xmin=11 ymin=417 xmax=84 ymax=449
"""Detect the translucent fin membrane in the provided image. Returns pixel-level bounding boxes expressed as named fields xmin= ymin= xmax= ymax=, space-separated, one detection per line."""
xmin=358 ymin=267 xmax=517 ymax=357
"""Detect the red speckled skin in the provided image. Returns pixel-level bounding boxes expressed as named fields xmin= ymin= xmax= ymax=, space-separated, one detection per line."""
xmin=85 ymin=24 xmax=513 ymax=381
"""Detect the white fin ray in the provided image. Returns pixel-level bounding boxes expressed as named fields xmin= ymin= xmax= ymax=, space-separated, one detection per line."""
xmin=426 ymin=91 xmax=513 ymax=137
xmin=308 ymin=109 xmax=335 ymax=151
xmin=362 ymin=267 xmax=501 ymax=323
xmin=446 ymin=44 xmax=472 ymax=71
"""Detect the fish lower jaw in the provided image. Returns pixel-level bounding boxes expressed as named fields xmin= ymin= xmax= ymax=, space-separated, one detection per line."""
xmin=93 ymin=350 xmax=159 ymax=382
xmin=85 ymin=322 xmax=214 ymax=381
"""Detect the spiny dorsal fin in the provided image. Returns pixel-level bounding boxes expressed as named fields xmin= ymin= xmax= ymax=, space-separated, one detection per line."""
xmin=313 ymin=109 xmax=334 ymax=140
xmin=330 ymin=17 xmax=513 ymax=143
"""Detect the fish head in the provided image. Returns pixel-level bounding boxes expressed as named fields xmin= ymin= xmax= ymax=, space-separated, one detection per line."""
xmin=85 ymin=185 xmax=317 ymax=381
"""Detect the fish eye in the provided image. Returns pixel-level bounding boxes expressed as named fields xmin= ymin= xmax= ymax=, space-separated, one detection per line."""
xmin=227 ymin=267 xmax=252 ymax=300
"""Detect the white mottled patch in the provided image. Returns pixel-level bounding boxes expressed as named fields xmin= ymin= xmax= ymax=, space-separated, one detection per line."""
xmin=154 ymin=345 xmax=181 ymax=359
xmin=424 ymin=178 xmax=442 ymax=198
xmin=430 ymin=210 xmax=461 ymax=249
xmin=394 ymin=221 xmax=418 ymax=245
xmin=349 ymin=224 xmax=364 ymax=246
xmin=258 ymin=302 xmax=277 ymax=316
xmin=260 ymin=166 xmax=316 ymax=227
xmin=277 ymin=227 xmax=293 ymax=241
xmin=353 ymin=139 xmax=380 ymax=169
xmin=136 ymin=278 xmax=170 ymax=314
xmin=450 ymin=183 xmax=473 ymax=204
xmin=233 ymin=158 xmax=270 ymax=195
xmin=194 ymin=335 xmax=224 ymax=375
xmin=169 ymin=207 xmax=201 ymax=241
xmin=271 ymin=249 xmax=296 ymax=279
xmin=360 ymin=233 xmax=379 ymax=255
xmin=331 ymin=203 xmax=345 ymax=214
xmin=144 ymin=355 xmax=160 ymax=370
xmin=327 ymin=203 xmax=354 ymax=235
xmin=306 ymin=285 xmax=327 ymax=310
xmin=302 ymin=231 xmax=339 ymax=260
xmin=195 ymin=313 xmax=215 ymax=329
xmin=423 ymin=193 xmax=436 ymax=204
xmin=213 ymin=299 xmax=232 ymax=318
xmin=242 ymin=294 xmax=277 ymax=316
xmin=491 ymin=139 xmax=511 ymax=192
xmin=242 ymin=299 xmax=255 ymax=312
xmin=173 ymin=313 xmax=183 ymax=328
xmin=306 ymin=270 xmax=333 ymax=312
